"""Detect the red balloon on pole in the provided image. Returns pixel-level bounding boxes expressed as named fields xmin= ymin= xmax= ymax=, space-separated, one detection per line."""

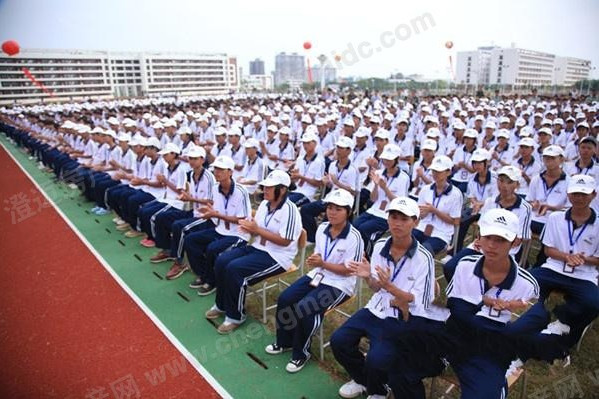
xmin=303 ymin=41 xmax=312 ymax=50
xmin=445 ymin=41 xmax=454 ymax=50
xmin=2 ymin=40 xmax=20 ymax=56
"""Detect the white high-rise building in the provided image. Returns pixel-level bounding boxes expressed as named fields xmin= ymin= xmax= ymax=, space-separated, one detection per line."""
xmin=0 ymin=48 xmax=239 ymax=105
xmin=456 ymin=46 xmax=591 ymax=87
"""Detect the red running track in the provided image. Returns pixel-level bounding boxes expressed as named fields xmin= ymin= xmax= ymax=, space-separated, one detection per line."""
xmin=0 ymin=146 xmax=220 ymax=398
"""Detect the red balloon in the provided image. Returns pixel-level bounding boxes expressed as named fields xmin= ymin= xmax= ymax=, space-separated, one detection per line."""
xmin=2 ymin=40 xmax=20 ymax=56
xmin=445 ymin=41 xmax=454 ymax=49
xmin=303 ymin=41 xmax=312 ymax=50
xmin=334 ymin=54 xmax=341 ymax=62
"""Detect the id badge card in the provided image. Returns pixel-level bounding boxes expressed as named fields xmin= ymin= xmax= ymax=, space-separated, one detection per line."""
xmin=460 ymin=170 xmax=468 ymax=180
xmin=309 ymin=272 xmax=324 ymax=287
xmin=424 ymin=224 xmax=434 ymax=236
xmin=260 ymin=237 xmax=267 ymax=246
xmin=488 ymin=307 xmax=502 ymax=318
xmin=225 ymin=221 xmax=231 ymax=230
xmin=563 ymin=263 xmax=575 ymax=274
xmin=379 ymin=200 xmax=388 ymax=211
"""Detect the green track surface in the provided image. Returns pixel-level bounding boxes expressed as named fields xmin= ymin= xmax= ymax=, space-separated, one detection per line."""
xmin=1 ymin=135 xmax=342 ymax=399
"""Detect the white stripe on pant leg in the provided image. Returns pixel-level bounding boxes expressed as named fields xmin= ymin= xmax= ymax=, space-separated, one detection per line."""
xmin=104 ymin=185 xmax=114 ymax=211
xmin=177 ymin=219 xmax=206 ymax=259
xmin=150 ymin=204 xmax=171 ymax=238
xmin=237 ymin=263 xmax=282 ymax=320
xmin=303 ymin=313 xmax=321 ymax=358
xmin=301 ymin=292 xmax=346 ymax=359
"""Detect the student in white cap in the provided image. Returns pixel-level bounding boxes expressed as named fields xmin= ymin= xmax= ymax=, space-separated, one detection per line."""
xmin=414 ymin=156 xmax=463 ymax=255
xmin=563 ymin=136 xmax=599 ymax=182
xmin=222 ymin=127 xmax=246 ymax=179
xmin=289 ymin=131 xmax=325 ymax=206
xmin=273 ymin=126 xmax=296 ymax=170
xmin=444 ymin=165 xmax=532 ymax=281
xmin=490 ymin=129 xmax=514 ymax=171
xmin=207 ymin=170 xmax=302 ymax=334
xmin=183 ymin=155 xmax=252 ymax=295
xmin=236 ymin=138 xmax=265 ymax=195
xmin=354 ymin=143 xmax=410 ymax=252
xmin=533 ymin=127 xmax=553 ymax=163
xmin=301 ymin=136 xmax=359 ymax=243
xmin=136 ymin=142 xmax=188 ymax=248
xmin=411 ymin=139 xmax=436 ymax=196
xmin=150 ymin=146 xmax=215 ymax=280
xmin=521 ymin=174 xmax=599 ymax=349
xmin=526 ymin=145 xmax=569 ymax=236
xmin=515 ymin=137 xmax=541 ymax=196
xmin=564 ymin=121 xmax=590 ymax=162
xmin=331 ymin=196 xmax=435 ymax=399
xmin=265 ymin=189 xmax=363 ymax=373
xmin=452 ymin=129 xmax=478 ymax=192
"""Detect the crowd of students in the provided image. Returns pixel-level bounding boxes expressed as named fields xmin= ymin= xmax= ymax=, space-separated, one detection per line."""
xmin=1 ymin=92 xmax=598 ymax=398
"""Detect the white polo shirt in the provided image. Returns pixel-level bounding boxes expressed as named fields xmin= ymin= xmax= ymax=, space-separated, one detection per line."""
xmin=263 ymin=138 xmax=279 ymax=169
xmin=417 ymin=182 xmax=463 ymax=244
xmin=479 ymin=195 xmax=532 ymax=255
xmin=541 ymin=209 xmax=599 ymax=284
xmin=275 ymin=141 xmax=295 ymax=170
xmin=294 ymin=153 xmax=326 ymax=201
xmin=365 ymin=237 xmax=435 ymax=320
xmin=490 ymin=145 xmax=514 ymax=171
xmin=446 ymin=255 xmax=540 ymax=324
xmin=212 ymin=180 xmax=251 ymax=241
xmin=351 ymin=145 xmax=371 ymax=185
xmin=410 ymin=160 xmax=433 ymax=193
xmin=308 ymin=222 xmax=364 ymax=296
xmin=251 ymin=197 xmax=302 ymax=270
xmin=526 ymin=172 xmax=570 ymax=224
xmin=187 ymin=168 xmax=216 ymax=218
xmin=141 ymin=157 xmax=167 ymax=198
xmin=563 ymin=159 xmax=599 ymax=182
xmin=119 ymin=149 xmax=138 ymax=184
xmin=222 ymin=145 xmax=246 ymax=179
xmin=515 ymin=157 xmax=542 ymax=195
xmin=161 ymin=162 xmax=187 ymax=210
xmin=240 ymin=156 xmax=266 ymax=194
xmin=452 ymin=146 xmax=476 ymax=182
xmin=366 ymin=168 xmax=411 ymax=219
xmin=393 ymin=135 xmax=414 ymax=172
xmin=328 ymin=159 xmax=360 ymax=195
xmin=466 ymin=171 xmax=497 ymax=203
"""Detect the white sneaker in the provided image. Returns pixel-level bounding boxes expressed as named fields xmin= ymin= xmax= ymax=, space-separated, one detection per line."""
xmin=339 ymin=380 xmax=367 ymax=398
xmin=366 ymin=395 xmax=387 ymax=399
xmin=285 ymin=355 xmax=310 ymax=373
xmin=541 ymin=320 xmax=571 ymax=335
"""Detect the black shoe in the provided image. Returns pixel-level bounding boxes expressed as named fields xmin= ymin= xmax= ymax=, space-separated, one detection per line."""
xmin=286 ymin=355 xmax=310 ymax=373
xmin=197 ymin=283 xmax=216 ymax=296
xmin=189 ymin=277 xmax=203 ymax=289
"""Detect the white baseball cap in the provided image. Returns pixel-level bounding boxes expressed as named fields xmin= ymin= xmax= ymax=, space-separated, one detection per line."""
xmin=484 ymin=121 xmax=497 ymax=130
xmin=426 ymin=128 xmax=441 ymax=138
xmin=117 ymin=133 xmax=131 ymax=142
xmin=259 ymin=169 xmax=291 ymax=187
xmin=336 ymin=136 xmax=355 ymax=150
xmin=538 ymin=127 xmax=553 ymax=136
xmin=301 ymin=115 xmax=312 ymax=124
xmin=374 ymin=129 xmax=390 ymax=140
xmin=178 ymin=126 xmax=192 ymax=135
xmin=453 ymin=121 xmax=466 ymax=130
xmin=129 ymin=136 xmax=145 ymax=146
xmin=478 ymin=208 xmax=519 ymax=241
xmin=227 ymin=127 xmax=242 ymax=136
xmin=542 ymin=145 xmax=564 ymax=157
xmin=577 ymin=121 xmax=590 ymax=129
xmin=386 ymin=196 xmax=420 ymax=218
xmin=323 ymin=188 xmax=355 ymax=208
xmin=244 ymin=138 xmax=260 ymax=149
xmin=300 ymin=131 xmax=319 ymax=143
xmin=497 ymin=165 xmax=522 ymax=182
xmin=380 ymin=143 xmax=402 ymax=160
xmin=267 ymin=124 xmax=278 ymax=132
xmin=163 ymin=119 xmax=177 ymax=128
xmin=567 ymin=174 xmax=596 ymax=194
xmin=152 ymin=122 xmax=164 ymax=129
xmin=186 ymin=146 xmax=206 ymax=158
xmin=145 ymin=137 xmax=162 ymax=149
xmin=429 ymin=155 xmax=453 ymax=171
xmin=518 ymin=137 xmax=535 ymax=147
xmin=343 ymin=119 xmax=355 ymax=127
xmin=158 ymin=142 xmax=181 ymax=155
xmin=497 ymin=129 xmax=510 ymax=139
xmin=464 ymin=129 xmax=478 ymax=139
xmin=354 ymin=126 xmax=370 ymax=138
xmin=421 ymin=139 xmax=437 ymax=151
xmin=471 ymin=148 xmax=491 ymax=162
xmin=212 ymin=155 xmax=235 ymax=170
xmin=279 ymin=126 xmax=291 ymax=136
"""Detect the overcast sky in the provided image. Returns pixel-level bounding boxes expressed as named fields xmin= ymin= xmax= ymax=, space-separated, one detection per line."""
xmin=0 ymin=0 xmax=597 ymax=79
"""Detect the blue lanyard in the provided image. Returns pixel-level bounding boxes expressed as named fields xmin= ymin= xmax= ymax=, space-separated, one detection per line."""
xmin=479 ymin=278 xmax=503 ymax=298
xmin=324 ymin=235 xmax=340 ymax=261
xmin=388 ymin=256 xmax=408 ymax=282
xmin=476 ymin=179 xmax=487 ymax=200
xmin=542 ymin=178 xmax=558 ymax=200
xmin=264 ymin=208 xmax=277 ymax=228
xmin=567 ymin=219 xmax=589 ymax=252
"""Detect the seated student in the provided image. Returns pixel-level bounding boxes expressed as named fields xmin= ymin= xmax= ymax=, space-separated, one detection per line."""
xmin=533 ymin=127 xmax=554 ymax=163
xmin=524 ymin=175 xmax=599 ymax=348
xmin=410 ymin=139 xmax=436 ymax=197
xmin=351 ymin=128 xmax=372 ymax=212
xmin=236 ymin=138 xmax=265 ymax=195
xmin=490 ymin=129 xmax=514 ymax=171
xmin=288 ymin=131 xmax=325 ymax=206
xmin=120 ymin=137 xmax=167 ymax=237
xmin=136 ymin=143 xmax=188 ymax=248
xmin=265 ymin=189 xmax=364 ymax=373
xmin=150 ymin=146 xmax=215 ymax=279
xmin=84 ymin=129 xmax=120 ymax=210
xmin=526 ymin=145 xmax=570 ymax=236
xmin=206 ymin=170 xmax=302 ymax=334
xmin=353 ymin=143 xmax=410 ymax=250
xmin=330 ymin=196 xmax=435 ymax=399
xmin=445 ymin=165 xmax=532 ymax=280
xmin=563 ymin=136 xmax=599 ymax=180
xmin=300 ymin=136 xmax=359 ymax=243
xmin=273 ymin=126 xmax=296 ymax=171
xmin=259 ymin=124 xmax=280 ymax=171
xmin=456 ymin=148 xmax=497 ymax=251
xmin=183 ymin=155 xmax=251 ymax=295
xmin=414 ymin=155 xmax=463 ymax=255
xmin=514 ymin=137 xmax=542 ymax=198
xmin=451 ymin=128 xmax=478 ymax=193
xmin=388 ymin=209 xmax=558 ymax=399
